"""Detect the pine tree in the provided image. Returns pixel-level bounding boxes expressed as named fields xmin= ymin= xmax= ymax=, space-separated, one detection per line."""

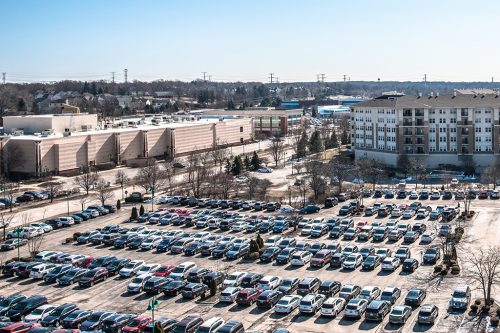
xmin=231 ymin=156 xmax=243 ymax=175
xmin=297 ymin=131 xmax=308 ymax=157
xmin=341 ymin=128 xmax=349 ymax=145
xmin=139 ymin=205 xmax=145 ymax=216
xmin=243 ymin=155 xmax=251 ymax=170
xmin=130 ymin=207 xmax=138 ymax=220
xmin=251 ymin=151 xmax=261 ymax=170
xmin=308 ymin=130 xmax=324 ymax=154
xmin=325 ymin=128 xmax=339 ymax=149
xmin=224 ymin=159 xmax=232 ymax=174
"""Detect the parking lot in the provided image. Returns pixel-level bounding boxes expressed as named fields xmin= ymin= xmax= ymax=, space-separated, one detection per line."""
xmin=0 ymin=190 xmax=494 ymax=333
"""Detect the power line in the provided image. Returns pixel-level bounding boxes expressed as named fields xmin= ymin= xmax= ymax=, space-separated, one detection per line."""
xmin=343 ymin=74 xmax=347 ymax=82
xmin=319 ymin=73 xmax=326 ymax=83
xmin=111 ymin=72 xmax=115 ymax=83
xmin=202 ymin=72 xmax=207 ymax=81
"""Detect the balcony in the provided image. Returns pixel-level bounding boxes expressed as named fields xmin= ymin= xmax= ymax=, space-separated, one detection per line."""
xmin=461 ymin=128 xmax=469 ymax=135
xmin=404 ymin=138 xmax=413 ymax=144
xmin=403 ymin=109 xmax=412 ymax=117
xmin=403 ymin=129 xmax=413 ymax=135
xmin=403 ymin=120 xmax=413 ymax=126
xmin=461 ymin=138 xmax=469 ymax=144
xmin=416 ymin=119 xmax=424 ymax=126
xmin=415 ymin=110 xmax=424 ymax=117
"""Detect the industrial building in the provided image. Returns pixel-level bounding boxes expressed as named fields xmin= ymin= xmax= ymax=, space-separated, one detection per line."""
xmin=351 ymin=91 xmax=500 ymax=169
xmin=0 ymin=114 xmax=253 ymax=178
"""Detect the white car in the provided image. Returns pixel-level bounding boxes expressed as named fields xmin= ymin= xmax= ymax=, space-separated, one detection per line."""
xmin=119 ymin=259 xmax=145 ymax=277
xmin=7 ymin=227 xmax=42 ymax=239
xmin=30 ymin=263 xmax=57 ymax=279
xmin=219 ymin=287 xmax=242 ymax=303
xmin=140 ymin=236 xmax=162 ymax=250
xmin=320 ymin=297 xmax=346 ymax=317
xmin=274 ymin=295 xmax=302 ymax=314
xmin=416 ymin=209 xmax=429 ymax=218
xmin=375 ymin=248 xmax=392 ymax=259
xmin=222 ymin=271 xmax=246 ymax=288
xmin=30 ymin=223 xmax=53 ymax=233
xmin=402 ymin=210 xmax=415 ymax=219
xmin=33 ymin=251 xmax=61 ymax=262
xmin=136 ymin=263 xmax=160 ymax=276
xmin=169 ymin=261 xmax=197 ymax=280
xmin=382 ymin=257 xmax=401 ymax=271
xmin=127 ymin=274 xmax=153 ymax=293
xmin=342 ymin=254 xmax=363 ymax=270
xmin=24 ymin=304 xmax=57 ymax=323
xmin=290 ymin=251 xmax=312 ymax=266
xmin=231 ymin=222 xmax=248 ymax=232
xmin=391 ymin=209 xmax=402 ymax=218
xmin=450 ymin=178 xmax=459 ymax=186
xmin=192 ymin=231 xmax=211 ymax=242
xmin=431 ymin=191 xmax=441 ymax=199
xmin=344 ymin=298 xmax=368 ymax=319
xmin=358 ymin=286 xmax=381 ymax=302
xmin=264 ymin=235 xmax=282 ymax=247
xmin=257 ymin=275 xmax=282 ymax=290
xmin=409 ymin=191 xmax=419 ymax=199
xmin=421 ymin=232 xmax=436 ymax=244
xmin=58 ymin=216 xmax=75 ymax=226
xmin=300 ymin=224 xmax=313 ymax=236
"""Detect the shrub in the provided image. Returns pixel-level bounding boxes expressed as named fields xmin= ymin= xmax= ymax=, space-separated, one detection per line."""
xmin=441 ymin=269 xmax=448 ymax=276
xmin=256 ymin=234 xmax=264 ymax=249
xmin=130 ymin=207 xmax=138 ymax=220
xmin=451 ymin=265 xmax=460 ymax=275
xmin=249 ymin=239 xmax=259 ymax=253
xmin=470 ymin=304 xmax=478 ymax=312
xmin=64 ymin=237 xmax=73 ymax=244
xmin=245 ymin=252 xmax=260 ymax=261
xmin=19 ymin=256 xmax=32 ymax=262
xmin=434 ymin=265 xmax=443 ymax=273
xmin=139 ymin=205 xmax=145 ymax=216
xmin=73 ymin=232 xmax=82 ymax=241
xmin=491 ymin=317 xmax=499 ymax=327
xmin=116 ymin=200 xmax=121 ymax=210
xmin=475 ymin=299 xmax=482 ymax=305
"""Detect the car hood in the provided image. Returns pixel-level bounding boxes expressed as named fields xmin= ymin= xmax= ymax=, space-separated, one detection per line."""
xmin=451 ymin=297 xmax=467 ymax=303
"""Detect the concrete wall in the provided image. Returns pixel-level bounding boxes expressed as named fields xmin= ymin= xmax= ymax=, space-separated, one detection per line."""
xmin=3 ymin=114 xmax=98 ymax=134
xmin=173 ymin=123 xmax=215 ymax=155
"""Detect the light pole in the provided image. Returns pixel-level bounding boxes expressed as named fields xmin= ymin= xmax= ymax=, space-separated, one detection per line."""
xmin=67 ymin=197 xmax=70 ymax=216
xmin=147 ymin=296 xmax=160 ymax=333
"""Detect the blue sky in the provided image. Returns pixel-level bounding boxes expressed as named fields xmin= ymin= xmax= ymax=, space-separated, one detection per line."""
xmin=1 ymin=0 xmax=499 ymax=83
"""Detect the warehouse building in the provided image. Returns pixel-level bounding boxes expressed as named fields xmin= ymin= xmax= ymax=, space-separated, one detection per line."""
xmin=352 ymin=91 xmax=500 ymax=169
xmin=0 ymin=114 xmax=253 ymax=178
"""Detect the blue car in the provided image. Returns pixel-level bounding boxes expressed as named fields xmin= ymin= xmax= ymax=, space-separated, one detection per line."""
xmin=300 ymin=205 xmax=321 ymax=214
xmin=272 ymin=220 xmax=290 ymax=234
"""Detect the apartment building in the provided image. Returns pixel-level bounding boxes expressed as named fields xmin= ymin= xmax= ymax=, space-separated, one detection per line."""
xmin=0 ymin=114 xmax=253 ymax=178
xmin=352 ymin=92 xmax=500 ymax=169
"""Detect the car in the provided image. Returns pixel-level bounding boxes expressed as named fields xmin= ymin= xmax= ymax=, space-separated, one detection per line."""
xmin=187 ymin=267 xmax=211 ymax=284
xmin=277 ymin=277 xmax=299 ymax=295
xmin=403 ymin=231 xmax=419 ymax=243
xmin=275 ymin=247 xmax=296 ymax=265
xmin=309 ymin=242 xmax=326 ymax=255
xmin=61 ymin=309 xmax=93 ymax=329
xmin=339 ymin=284 xmax=361 ymax=302
xmin=78 ymin=310 xmax=115 ymax=331
xmin=417 ymin=304 xmax=439 ymax=325
xmin=1 ymin=238 xmax=28 ymax=251
xmin=388 ymin=229 xmax=403 ymax=241
xmin=395 ymin=246 xmax=411 ymax=261
xmin=324 ymin=197 xmax=339 ymax=208
xmin=127 ymin=274 xmax=153 ymax=293
xmin=330 ymin=253 xmax=347 ymax=268
xmin=359 ymin=286 xmax=381 ymax=302
xmin=78 ymin=267 xmax=108 ymax=287
xmin=290 ymin=251 xmax=312 ymax=266
xmin=0 ymin=322 xmax=40 ymax=333
xmin=343 ymin=298 xmax=368 ymax=319
xmin=402 ymin=258 xmax=419 ymax=272
xmin=168 ymin=261 xmax=197 ymax=280
xmin=318 ymin=280 xmax=341 ymax=298
xmin=423 ymin=247 xmax=441 ymax=264
xmin=257 ymin=275 xmax=281 ymax=291
xmin=372 ymin=227 xmax=388 ymax=242
xmin=382 ymin=257 xmax=401 ymax=271
xmin=362 ymin=255 xmax=381 ymax=270
xmin=225 ymin=243 xmax=250 ymax=260
xmin=260 ymin=246 xmax=281 ymax=263
xmin=239 ymin=273 xmax=263 ymax=289
xmin=320 ymin=297 xmax=345 ymax=317
xmin=222 ymin=272 xmax=246 ymax=288
xmin=77 ymin=230 xmax=101 ymax=244
xmin=295 ymin=241 xmax=311 ymax=252
xmin=235 ymin=288 xmax=263 ymax=306
xmin=122 ymin=315 xmax=152 ymax=333
xmin=310 ymin=224 xmax=328 ymax=237
xmin=40 ymin=303 xmax=78 ymax=327
xmin=299 ymin=205 xmax=320 ymax=214
xmin=182 ymin=283 xmax=208 ymax=299
xmin=57 ymin=268 xmax=87 ymax=286
xmin=449 ymin=285 xmax=471 ymax=310
xmin=297 ymin=277 xmax=321 ymax=296
xmin=102 ymin=313 xmax=136 ymax=333
xmin=310 ymin=250 xmax=333 ymax=268
xmin=214 ymin=320 xmax=244 ymax=333
xmin=389 ymin=305 xmax=412 ymax=325
xmin=298 ymin=294 xmax=326 ymax=314
xmin=365 ymin=300 xmax=391 ymax=322
xmin=359 ymin=247 xmax=375 ymax=260
xmin=342 ymin=227 xmax=358 ymax=240
xmin=195 ymin=317 xmax=224 ymax=333
xmin=274 ymin=295 xmax=302 ymax=314
xmin=24 ymin=304 xmax=57 ymax=323
xmin=0 ymin=293 xmax=27 ymax=316
xmin=117 ymin=259 xmax=144 ymax=277
xmin=161 ymin=280 xmax=188 ymax=296
xmin=342 ymin=254 xmax=362 ymax=270
xmin=379 ymin=286 xmax=401 ymax=304
xmin=375 ymin=248 xmax=392 ymax=260
xmin=405 ymin=288 xmax=426 ymax=306
xmin=338 ymin=205 xmax=353 ymax=216
xmin=219 ymin=287 xmax=242 ymax=303
xmin=421 ymin=232 xmax=436 ymax=244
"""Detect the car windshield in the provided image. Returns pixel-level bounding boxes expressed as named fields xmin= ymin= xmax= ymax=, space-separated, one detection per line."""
xmin=345 ymin=304 xmax=358 ymax=310
xmin=66 ymin=269 xmax=80 ymax=277
xmin=131 ymin=277 xmax=144 ymax=284
xmin=128 ymin=319 xmax=141 ymax=327
xmin=31 ymin=308 xmax=45 ymax=315
xmin=408 ymin=290 xmax=420 ymax=298
xmin=66 ymin=312 xmax=81 ymax=320
xmin=392 ymin=309 xmax=404 ymax=315
xmin=453 ymin=291 xmax=467 ymax=298
xmin=365 ymin=257 xmax=375 ymax=263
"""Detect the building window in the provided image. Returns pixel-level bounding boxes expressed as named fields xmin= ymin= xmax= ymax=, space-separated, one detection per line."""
xmin=475 ymin=127 xmax=482 ymax=133
xmin=475 ymin=118 xmax=481 ymax=123
xmin=240 ymin=138 xmax=243 ymax=143
xmin=430 ymin=128 xmax=436 ymax=133
xmin=450 ymin=128 xmax=457 ymax=133
xmin=429 ymin=118 xmax=435 ymax=124
xmin=486 ymin=118 xmax=492 ymax=123
xmin=486 ymin=127 xmax=492 ymax=132
xmin=240 ymin=126 xmax=243 ymax=132
xmin=429 ymin=137 xmax=435 ymax=143
xmin=429 ymin=146 xmax=436 ymax=152
xmin=475 ymin=137 xmax=482 ymax=142
xmin=450 ymin=137 xmax=457 ymax=142
xmin=450 ymin=118 xmax=456 ymax=123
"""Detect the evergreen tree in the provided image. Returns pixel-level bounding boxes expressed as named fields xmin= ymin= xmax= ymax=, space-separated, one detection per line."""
xmin=251 ymin=151 xmax=261 ymax=170
xmin=31 ymin=101 xmax=40 ymax=114
xmin=243 ymin=155 xmax=251 ymax=170
xmin=325 ymin=128 xmax=339 ymax=149
xmin=341 ymin=128 xmax=349 ymax=145
xmin=224 ymin=159 xmax=232 ymax=174
xmin=130 ymin=207 xmax=138 ymax=220
xmin=82 ymin=81 xmax=89 ymax=93
xmin=90 ymin=82 xmax=97 ymax=95
xmin=116 ymin=199 xmax=121 ymax=210
xmin=308 ymin=130 xmax=324 ymax=154
xmin=297 ymin=131 xmax=308 ymax=157
xmin=231 ymin=156 xmax=243 ymax=175
xmin=227 ymin=99 xmax=236 ymax=110
xmin=139 ymin=205 xmax=145 ymax=216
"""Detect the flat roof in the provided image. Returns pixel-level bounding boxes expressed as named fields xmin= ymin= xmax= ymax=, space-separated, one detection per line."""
xmin=3 ymin=113 xmax=96 ymax=119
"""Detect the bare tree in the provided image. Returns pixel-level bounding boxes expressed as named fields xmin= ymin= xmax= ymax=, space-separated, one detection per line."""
xmin=409 ymin=157 xmax=427 ymax=190
xmin=41 ymin=181 xmax=63 ymax=203
xmin=74 ymin=165 xmax=99 ymax=195
xmin=270 ymin=137 xmax=286 ymax=167
xmin=308 ymin=163 xmax=328 ymax=201
xmin=482 ymin=162 xmax=500 ymax=189
xmin=135 ymin=160 xmax=168 ymax=210
xmin=247 ymin=177 xmax=260 ymax=200
xmin=95 ymin=178 xmax=115 ymax=205
xmin=0 ymin=212 xmax=14 ymax=240
xmin=329 ymin=156 xmax=353 ymax=193
xmin=185 ymin=154 xmax=211 ymax=198
xmin=466 ymin=247 xmax=500 ymax=306
xmin=356 ymin=158 xmax=384 ymax=190
xmin=216 ymin=173 xmax=235 ymax=199
xmin=3 ymin=181 xmax=19 ymax=212
xmin=163 ymin=161 xmax=176 ymax=195
xmin=115 ymin=169 xmax=130 ymax=199
xmin=21 ymin=214 xmax=44 ymax=258
xmin=293 ymin=162 xmax=303 ymax=175
xmin=78 ymin=194 xmax=93 ymax=211
xmin=258 ymin=179 xmax=272 ymax=201
xmin=211 ymin=147 xmax=230 ymax=172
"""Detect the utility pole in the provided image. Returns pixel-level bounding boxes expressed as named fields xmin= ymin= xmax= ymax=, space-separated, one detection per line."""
xmin=320 ymin=74 xmax=326 ymax=83
xmin=124 ymin=68 xmax=128 ymax=83
xmin=424 ymin=74 xmax=427 ymax=88
xmin=208 ymin=75 xmax=212 ymax=82
xmin=202 ymin=72 xmax=207 ymax=81
xmin=343 ymin=74 xmax=347 ymax=82
xmin=111 ymin=72 xmax=115 ymax=83
xmin=1 ymin=72 xmax=5 ymax=84
xmin=492 ymin=76 xmax=494 ymax=83
xmin=268 ymin=73 xmax=275 ymax=84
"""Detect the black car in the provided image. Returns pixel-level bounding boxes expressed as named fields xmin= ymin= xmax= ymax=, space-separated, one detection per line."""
xmin=330 ymin=253 xmax=346 ymax=268
xmin=162 ymin=280 xmax=188 ymax=296
xmin=106 ymin=258 xmax=131 ymax=275
xmin=2 ymin=261 xmax=23 ymax=276
xmin=256 ymin=290 xmax=283 ymax=308
xmin=200 ymin=242 xmax=218 ymax=256
xmin=329 ymin=226 xmax=344 ymax=239
xmin=258 ymin=221 xmax=275 ymax=233
xmin=144 ymin=318 xmax=178 ymax=333
xmin=318 ymin=280 xmax=341 ymax=298
xmin=0 ymin=294 xmax=27 ymax=316
xmin=211 ymin=243 xmax=232 ymax=259
xmin=182 ymin=283 xmax=208 ymax=299
xmin=184 ymin=241 xmax=203 ymax=256
xmin=215 ymin=320 xmax=244 ymax=333
xmin=102 ymin=313 xmax=135 ymax=333
xmin=143 ymin=277 xmax=172 ymax=294
xmin=114 ymin=234 xmax=138 ymax=248
xmin=103 ymin=205 xmax=117 ymax=213
xmin=127 ymin=237 xmax=145 ymax=250
xmin=405 ymin=288 xmax=426 ymax=306
xmin=43 ymin=265 xmax=73 ymax=283
xmin=171 ymin=315 xmax=203 ymax=333
xmin=88 ymin=255 xmax=116 ymax=269
xmin=15 ymin=262 xmax=41 ymax=278
xmin=402 ymin=258 xmax=419 ymax=272
xmin=324 ymin=197 xmax=339 ymax=208
xmin=202 ymin=271 xmax=226 ymax=288
xmin=8 ymin=295 xmax=48 ymax=321
xmin=78 ymin=267 xmax=108 ymax=287
xmin=187 ymin=268 xmax=211 ymax=283
xmin=240 ymin=273 xmax=263 ymax=288
xmin=61 ymin=309 xmax=92 ymax=329
xmin=276 ymin=247 xmax=296 ymax=265
xmin=79 ymin=311 xmax=115 ymax=331
xmin=41 ymin=303 xmax=78 ymax=327
xmin=277 ymin=277 xmax=299 ymax=294
xmin=362 ymin=255 xmax=381 ymax=270
xmin=57 ymin=268 xmax=87 ymax=286
xmin=260 ymin=247 xmax=281 ymax=263
xmin=156 ymin=238 xmax=177 ymax=253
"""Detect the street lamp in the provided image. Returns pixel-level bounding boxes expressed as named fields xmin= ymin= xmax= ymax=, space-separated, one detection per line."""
xmin=13 ymin=227 xmax=22 ymax=261
xmin=147 ymin=296 xmax=160 ymax=333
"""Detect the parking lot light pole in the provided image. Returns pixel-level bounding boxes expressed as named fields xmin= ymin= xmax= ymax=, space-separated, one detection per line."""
xmin=147 ymin=296 xmax=159 ymax=333
xmin=14 ymin=227 xmax=22 ymax=261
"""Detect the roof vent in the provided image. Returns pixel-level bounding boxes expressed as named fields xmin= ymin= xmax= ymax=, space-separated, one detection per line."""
xmin=453 ymin=91 xmax=457 ymax=98
xmin=496 ymin=91 xmax=499 ymax=98
xmin=436 ymin=92 xmax=439 ymax=98
xmin=481 ymin=94 xmax=485 ymax=98
xmin=429 ymin=92 xmax=434 ymax=98
xmin=474 ymin=93 xmax=477 ymax=98
xmin=418 ymin=92 xmax=422 ymax=98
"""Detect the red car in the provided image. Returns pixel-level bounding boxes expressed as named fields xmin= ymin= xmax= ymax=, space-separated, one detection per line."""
xmin=122 ymin=315 xmax=152 ymax=333
xmin=236 ymin=288 xmax=264 ymax=306
xmin=176 ymin=209 xmax=191 ymax=217
xmin=154 ymin=264 xmax=176 ymax=277
xmin=78 ymin=257 xmax=94 ymax=268
xmin=1 ymin=322 xmax=40 ymax=333
xmin=52 ymin=330 xmax=79 ymax=333
xmin=310 ymin=250 xmax=333 ymax=268
xmin=356 ymin=221 xmax=369 ymax=230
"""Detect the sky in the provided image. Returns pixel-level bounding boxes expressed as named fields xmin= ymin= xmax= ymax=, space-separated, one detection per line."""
xmin=1 ymin=0 xmax=500 ymax=83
